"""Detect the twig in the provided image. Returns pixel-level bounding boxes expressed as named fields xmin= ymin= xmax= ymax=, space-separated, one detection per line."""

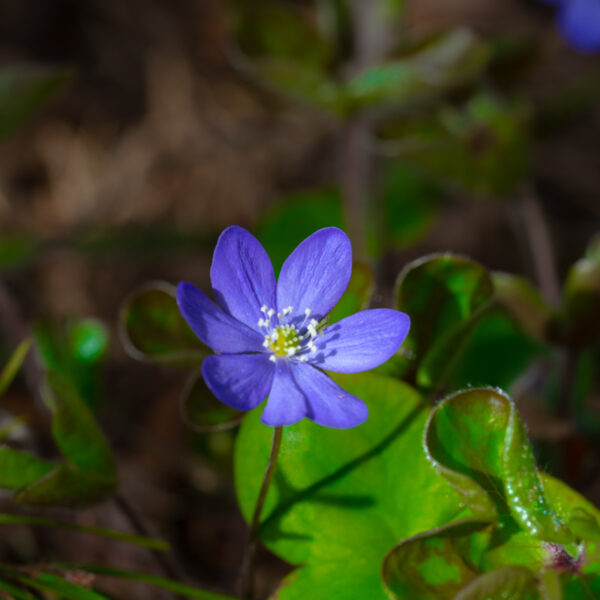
xmin=237 ymin=427 xmax=283 ymax=600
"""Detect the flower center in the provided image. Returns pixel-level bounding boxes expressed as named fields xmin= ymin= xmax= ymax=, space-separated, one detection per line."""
xmin=258 ymin=305 xmax=321 ymax=363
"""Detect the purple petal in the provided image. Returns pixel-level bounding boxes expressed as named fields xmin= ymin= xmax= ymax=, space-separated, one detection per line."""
xmin=202 ymin=353 xmax=274 ymax=411
xmin=210 ymin=226 xmax=276 ymax=331
xmin=558 ymin=0 xmax=600 ymax=52
xmin=261 ymin=361 xmax=367 ymax=429
xmin=177 ymin=282 xmax=264 ymax=353
xmin=308 ymin=309 xmax=410 ymax=373
xmin=277 ymin=228 xmax=352 ymax=321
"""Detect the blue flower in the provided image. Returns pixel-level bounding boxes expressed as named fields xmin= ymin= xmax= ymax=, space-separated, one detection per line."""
xmin=542 ymin=0 xmax=600 ymax=53
xmin=177 ymin=226 xmax=410 ymax=429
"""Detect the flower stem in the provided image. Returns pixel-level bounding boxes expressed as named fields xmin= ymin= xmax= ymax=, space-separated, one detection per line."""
xmin=238 ymin=426 xmax=283 ymax=600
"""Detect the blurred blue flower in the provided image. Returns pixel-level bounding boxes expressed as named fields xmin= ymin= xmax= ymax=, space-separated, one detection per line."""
xmin=177 ymin=226 xmax=410 ymax=429
xmin=542 ymin=0 xmax=600 ymax=53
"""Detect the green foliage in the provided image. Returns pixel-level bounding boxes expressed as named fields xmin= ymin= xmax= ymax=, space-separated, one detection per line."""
xmin=0 ymin=512 xmax=168 ymax=550
xmin=369 ymin=163 xmax=442 ymax=256
xmin=13 ymin=372 xmax=116 ymax=506
xmin=235 ymin=372 xmax=463 ymax=600
xmin=447 ymin=307 xmax=545 ymax=391
xmin=0 ymin=65 xmax=72 ymax=140
xmin=395 ymin=254 xmax=495 ymax=391
xmin=0 ymin=234 xmax=40 ymax=271
xmin=256 ymin=189 xmax=344 ymax=274
xmin=181 ymin=368 xmax=244 ymax=432
xmin=425 ymin=388 xmax=570 ymax=540
xmin=328 ymin=261 xmax=374 ymax=323
xmin=0 ymin=338 xmax=31 ymax=398
xmin=120 ymin=281 xmax=207 ymax=366
xmin=344 ymin=29 xmax=490 ymax=114
xmin=35 ymin=318 xmax=109 ymax=407
xmin=381 ymin=93 xmax=530 ymax=197
xmin=383 ymin=388 xmax=600 ymax=598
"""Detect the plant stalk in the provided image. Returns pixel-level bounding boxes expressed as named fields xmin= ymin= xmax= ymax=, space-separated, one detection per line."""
xmin=238 ymin=426 xmax=283 ymax=600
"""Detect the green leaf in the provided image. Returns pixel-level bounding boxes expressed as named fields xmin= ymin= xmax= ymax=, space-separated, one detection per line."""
xmin=0 ymin=446 xmax=54 ymax=490
xmin=256 ymin=189 xmax=344 ymax=274
xmin=181 ymin=369 xmax=244 ymax=432
xmin=15 ymin=373 xmax=116 ymax=506
xmin=454 ymin=566 xmax=538 ymax=600
xmin=15 ymin=463 xmax=113 ymax=507
xmin=382 ymin=518 xmax=492 ymax=599
xmin=344 ymin=29 xmax=490 ymax=112
xmin=17 ymin=572 xmax=110 ymax=600
xmin=0 ymin=573 xmax=37 ymax=599
xmin=567 ymin=507 xmax=600 ymax=541
xmin=328 ymin=261 xmax=374 ymax=323
xmin=425 ymin=388 xmax=572 ymax=543
xmin=370 ymin=163 xmax=441 ymax=256
xmin=119 ymin=281 xmax=207 ymax=366
xmin=0 ymin=513 xmax=168 ymax=550
xmin=44 ymin=372 xmax=114 ymax=475
xmin=35 ymin=318 xmax=109 ymax=407
xmin=244 ymin=58 xmax=343 ymax=113
xmin=448 ymin=306 xmax=545 ymax=391
xmin=0 ymin=233 xmax=39 ymax=271
xmin=492 ymin=272 xmax=551 ymax=342
xmin=0 ymin=65 xmax=72 ymax=140
xmin=553 ymin=256 xmax=600 ymax=348
xmin=56 ymin=563 xmax=239 ymax=600
xmin=394 ymin=254 xmax=494 ymax=391
xmin=381 ymin=93 xmax=530 ymax=197
xmin=0 ymin=338 xmax=31 ymax=398
xmin=235 ymin=372 xmax=463 ymax=600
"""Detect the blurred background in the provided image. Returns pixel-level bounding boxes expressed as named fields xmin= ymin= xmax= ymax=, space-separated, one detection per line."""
xmin=0 ymin=0 xmax=599 ymax=597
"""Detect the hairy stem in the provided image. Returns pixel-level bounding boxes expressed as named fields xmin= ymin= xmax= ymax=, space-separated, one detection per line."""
xmin=238 ymin=426 xmax=283 ymax=600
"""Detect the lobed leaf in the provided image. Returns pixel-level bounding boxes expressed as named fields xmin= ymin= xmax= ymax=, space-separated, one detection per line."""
xmin=235 ymin=372 xmax=463 ymax=600
xmin=119 ymin=281 xmax=207 ymax=366
xmin=181 ymin=368 xmax=244 ymax=432
xmin=382 ymin=518 xmax=493 ymax=599
xmin=425 ymin=388 xmax=572 ymax=543
xmin=395 ymin=254 xmax=494 ymax=391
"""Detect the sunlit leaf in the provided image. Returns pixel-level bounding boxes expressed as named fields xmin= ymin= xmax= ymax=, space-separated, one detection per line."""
xmin=425 ymin=387 xmax=572 ymax=543
xmin=119 ymin=281 xmax=207 ymax=366
xmin=235 ymin=372 xmax=463 ymax=600
xmin=395 ymin=254 xmax=494 ymax=391
xmin=382 ymin=518 xmax=492 ymax=599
